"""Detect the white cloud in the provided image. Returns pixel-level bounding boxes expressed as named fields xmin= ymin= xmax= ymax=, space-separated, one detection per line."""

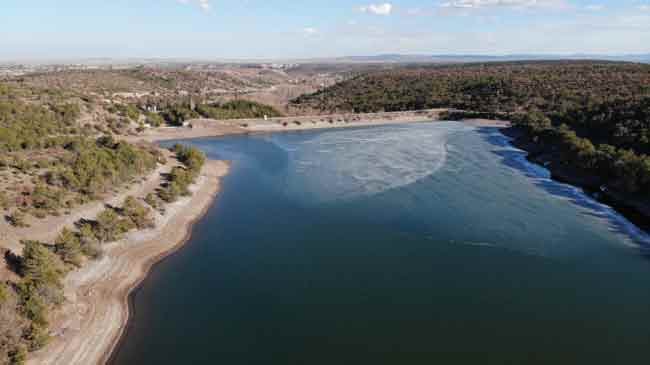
xmin=177 ymin=0 xmax=211 ymax=12
xmin=359 ymin=3 xmax=393 ymax=15
xmin=303 ymin=27 xmax=318 ymax=36
xmin=639 ymin=4 xmax=650 ymax=11
xmin=584 ymin=4 xmax=605 ymax=11
xmin=439 ymin=0 xmax=567 ymax=10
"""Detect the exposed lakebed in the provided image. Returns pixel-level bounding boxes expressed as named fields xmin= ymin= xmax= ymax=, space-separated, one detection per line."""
xmin=112 ymin=122 xmax=650 ymax=364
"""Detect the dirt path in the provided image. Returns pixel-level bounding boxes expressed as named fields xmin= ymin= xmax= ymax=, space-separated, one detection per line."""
xmin=132 ymin=109 xmax=447 ymax=142
xmin=26 ymin=160 xmax=229 ymax=365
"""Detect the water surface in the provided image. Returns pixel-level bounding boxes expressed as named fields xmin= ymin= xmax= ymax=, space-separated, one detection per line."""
xmin=113 ymin=122 xmax=650 ymax=365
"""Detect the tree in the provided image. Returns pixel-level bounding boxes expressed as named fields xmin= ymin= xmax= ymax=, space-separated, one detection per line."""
xmin=78 ymin=223 xmax=102 ymax=259
xmin=94 ymin=209 xmax=132 ymax=243
xmin=122 ymin=196 xmax=154 ymax=229
xmin=54 ymin=228 xmax=83 ymax=268
xmin=19 ymin=241 xmax=65 ymax=298
xmin=0 ymin=283 xmax=27 ymax=365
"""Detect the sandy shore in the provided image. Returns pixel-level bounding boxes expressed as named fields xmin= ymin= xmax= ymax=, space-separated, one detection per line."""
xmin=132 ymin=109 xmax=447 ymax=142
xmin=26 ymin=160 xmax=229 ymax=365
xmin=22 ymin=112 xmax=508 ymax=365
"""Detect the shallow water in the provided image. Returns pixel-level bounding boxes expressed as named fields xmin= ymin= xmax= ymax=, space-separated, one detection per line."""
xmin=112 ymin=122 xmax=650 ymax=365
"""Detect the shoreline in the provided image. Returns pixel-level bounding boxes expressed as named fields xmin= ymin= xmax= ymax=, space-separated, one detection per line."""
xmin=102 ymin=160 xmax=228 ymax=365
xmin=501 ymin=126 xmax=650 ymax=235
xmin=131 ymin=109 xmax=447 ymax=143
xmin=26 ymin=160 xmax=230 ymax=365
xmin=23 ymin=117 xmax=527 ymax=365
xmin=28 ymin=112 xmax=447 ymax=365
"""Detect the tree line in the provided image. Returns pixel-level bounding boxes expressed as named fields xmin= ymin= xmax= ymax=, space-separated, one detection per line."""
xmin=293 ymin=61 xmax=650 ymax=198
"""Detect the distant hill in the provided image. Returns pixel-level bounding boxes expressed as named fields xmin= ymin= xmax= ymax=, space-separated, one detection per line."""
xmin=333 ymin=54 xmax=650 ymax=64
xmin=3 ymin=54 xmax=649 ymax=67
xmin=292 ymin=60 xmax=650 ymax=114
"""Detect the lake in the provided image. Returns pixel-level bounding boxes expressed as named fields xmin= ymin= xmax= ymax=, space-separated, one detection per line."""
xmin=111 ymin=122 xmax=650 ymax=365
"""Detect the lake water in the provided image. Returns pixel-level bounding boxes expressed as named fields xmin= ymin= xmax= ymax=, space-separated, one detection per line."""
xmin=111 ymin=122 xmax=650 ymax=365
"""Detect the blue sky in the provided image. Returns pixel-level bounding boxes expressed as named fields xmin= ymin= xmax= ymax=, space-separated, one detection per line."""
xmin=1 ymin=0 xmax=649 ymax=60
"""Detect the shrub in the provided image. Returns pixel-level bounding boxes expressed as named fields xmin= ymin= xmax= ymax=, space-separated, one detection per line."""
xmin=122 ymin=196 xmax=154 ymax=229
xmin=0 ymin=283 xmax=27 ymax=365
xmin=19 ymin=241 xmax=65 ymax=304
xmin=8 ymin=211 xmax=29 ymax=228
xmin=54 ymin=228 xmax=83 ymax=268
xmin=144 ymin=193 xmax=159 ymax=209
xmin=0 ymin=191 xmax=8 ymax=210
xmin=78 ymin=223 xmax=102 ymax=259
xmin=93 ymin=209 xmax=133 ymax=243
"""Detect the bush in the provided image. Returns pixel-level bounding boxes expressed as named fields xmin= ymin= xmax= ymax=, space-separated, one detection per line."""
xmin=8 ymin=211 xmax=29 ymax=228
xmin=54 ymin=228 xmax=83 ymax=268
xmin=78 ymin=223 xmax=102 ymax=259
xmin=14 ymin=240 xmax=66 ymax=353
xmin=195 ymin=100 xmax=283 ymax=120
xmin=0 ymin=283 xmax=27 ymax=365
xmin=19 ymin=241 xmax=65 ymax=306
xmin=93 ymin=209 xmax=133 ymax=243
xmin=122 ymin=196 xmax=154 ymax=229
xmin=173 ymin=144 xmax=206 ymax=176
xmin=144 ymin=193 xmax=160 ymax=209
xmin=145 ymin=112 xmax=165 ymax=127
xmin=0 ymin=191 xmax=9 ymax=210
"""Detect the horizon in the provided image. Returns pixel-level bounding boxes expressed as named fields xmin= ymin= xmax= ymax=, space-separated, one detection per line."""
xmin=1 ymin=0 xmax=649 ymax=60
xmin=2 ymin=52 xmax=650 ymax=65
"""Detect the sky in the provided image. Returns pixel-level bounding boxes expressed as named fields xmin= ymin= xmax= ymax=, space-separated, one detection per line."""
xmin=0 ymin=0 xmax=649 ymax=60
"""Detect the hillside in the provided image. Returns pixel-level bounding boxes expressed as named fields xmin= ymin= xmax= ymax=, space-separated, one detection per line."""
xmin=292 ymin=61 xmax=650 ymax=113
xmin=0 ymin=76 xmax=214 ymax=364
xmin=293 ymin=61 xmax=650 ymax=226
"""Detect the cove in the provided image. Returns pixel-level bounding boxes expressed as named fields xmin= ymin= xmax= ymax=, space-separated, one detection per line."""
xmin=111 ymin=122 xmax=650 ymax=365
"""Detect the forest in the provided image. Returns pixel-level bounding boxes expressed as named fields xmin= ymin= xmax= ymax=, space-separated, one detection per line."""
xmin=158 ymin=100 xmax=283 ymax=126
xmin=293 ymin=61 xmax=650 ymax=199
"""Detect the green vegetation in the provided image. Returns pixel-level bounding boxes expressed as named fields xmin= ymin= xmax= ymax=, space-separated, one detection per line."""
xmin=294 ymin=61 xmax=650 ymax=200
xmin=0 ymin=94 xmax=81 ymax=152
xmin=196 ymin=100 xmax=282 ymax=120
xmin=159 ymin=145 xmax=206 ymax=203
xmin=293 ymin=61 xmax=650 ymax=114
xmin=144 ymin=192 xmax=160 ymax=210
xmin=0 ymin=82 xmax=159 ymax=221
xmin=0 ymin=281 xmax=27 ymax=365
xmin=3 ymin=241 xmax=68 ymax=354
xmin=145 ymin=112 xmax=165 ymax=127
xmin=7 ymin=211 xmax=29 ymax=228
xmin=121 ymin=196 xmax=154 ymax=229
xmin=174 ymin=144 xmax=206 ymax=176
xmin=54 ymin=228 xmax=83 ymax=268
xmin=0 ymin=76 xmax=215 ymax=364
xmin=107 ymin=103 xmax=140 ymax=122
xmin=510 ymin=108 xmax=650 ymax=196
xmin=92 ymin=209 xmax=134 ymax=243
xmin=156 ymin=100 xmax=282 ymax=126
xmin=0 ymin=189 xmax=166 ymax=362
xmin=159 ymin=104 xmax=200 ymax=126
xmin=51 ymin=136 xmax=157 ymax=198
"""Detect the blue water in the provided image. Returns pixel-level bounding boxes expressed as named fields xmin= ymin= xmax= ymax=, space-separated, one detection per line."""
xmin=112 ymin=122 xmax=650 ymax=365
